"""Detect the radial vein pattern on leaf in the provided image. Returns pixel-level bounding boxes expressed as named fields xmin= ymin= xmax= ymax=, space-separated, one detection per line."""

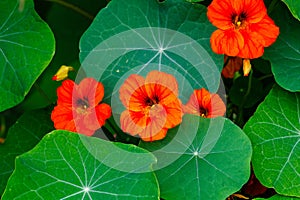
xmin=2 ymin=131 xmax=159 ymax=199
xmin=79 ymin=0 xmax=223 ymax=102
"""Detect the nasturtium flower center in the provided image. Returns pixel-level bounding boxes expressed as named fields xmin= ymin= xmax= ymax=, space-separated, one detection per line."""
xmin=232 ymin=12 xmax=247 ymax=29
xmin=76 ymin=98 xmax=90 ymax=114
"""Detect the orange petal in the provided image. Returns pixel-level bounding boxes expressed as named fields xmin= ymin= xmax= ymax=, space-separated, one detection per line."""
xmin=210 ymin=29 xmax=244 ymax=57
xmin=119 ymin=74 xmax=145 ymax=109
xmin=222 ymin=56 xmax=243 ymax=78
xmin=207 ymin=0 xmax=234 ymax=30
xmin=145 ymin=70 xmax=179 ymax=97
xmin=57 ymin=79 xmax=75 ymax=106
xmin=238 ymin=30 xmax=264 ymax=59
xmin=206 ymin=94 xmax=226 ymax=118
xmin=120 ymin=110 xmax=145 ymax=136
xmin=140 ymin=128 xmax=168 ymax=142
xmin=95 ymin=103 xmax=112 ymax=126
xmin=51 ymin=105 xmax=76 ymax=132
xmin=242 ymin=0 xmax=267 ymax=24
xmin=76 ymin=78 xmax=104 ymax=107
xmin=250 ymin=15 xmax=279 ymax=47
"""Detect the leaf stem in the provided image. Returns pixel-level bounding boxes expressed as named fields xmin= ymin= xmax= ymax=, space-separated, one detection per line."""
xmin=43 ymin=0 xmax=94 ymax=20
xmin=236 ymin=70 xmax=253 ymax=127
xmin=258 ymin=74 xmax=273 ymax=81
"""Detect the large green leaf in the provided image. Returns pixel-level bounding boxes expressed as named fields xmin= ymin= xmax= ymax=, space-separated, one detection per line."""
xmin=244 ymin=85 xmax=300 ymax=197
xmin=140 ymin=115 xmax=252 ymax=200
xmin=79 ymin=0 xmax=223 ymax=104
xmin=0 ymin=110 xmax=53 ymax=196
xmin=19 ymin=0 xmax=107 ymax=110
xmin=264 ymin=2 xmax=300 ymax=92
xmin=282 ymin=0 xmax=300 ymax=21
xmin=0 ymin=0 xmax=55 ymax=111
xmin=255 ymin=194 xmax=300 ymax=200
xmin=2 ymin=131 xmax=159 ymax=199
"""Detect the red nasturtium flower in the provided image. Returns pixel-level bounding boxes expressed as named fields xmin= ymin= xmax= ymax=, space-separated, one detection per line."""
xmin=119 ymin=71 xmax=182 ymax=142
xmin=184 ymin=88 xmax=226 ymax=118
xmin=207 ymin=0 xmax=279 ymax=75
xmin=51 ymin=78 xmax=111 ymax=136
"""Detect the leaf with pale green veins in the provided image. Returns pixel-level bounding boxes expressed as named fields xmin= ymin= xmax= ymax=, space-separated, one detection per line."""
xmin=140 ymin=115 xmax=252 ymax=200
xmin=0 ymin=0 xmax=55 ymax=111
xmin=244 ymin=85 xmax=300 ymax=197
xmin=0 ymin=110 xmax=53 ymax=196
xmin=79 ymin=0 xmax=223 ymax=107
xmin=2 ymin=131 xmax=159 ymax=200
xmin=263 ymin=2 xmax=300 ymax=92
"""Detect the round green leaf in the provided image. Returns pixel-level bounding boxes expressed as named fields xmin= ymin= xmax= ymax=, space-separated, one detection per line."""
xmin=282 ymin=0 xmax=300 ymax=21
xmin=2 ymin=131 xmax=159 ymax=199
xmin=244 ymin=85 xmax=300 ymax=197
xmin=140 ymin=115 xmax=252 ymax=200
xmin=79 ymin=0 xmax=223 ymax=103
xmin=0 ymin=0 xmax=55 ymax=111
xmin=0 ymin=110 xmax=53 ymax=196
xmin=263 ymin=2 xmax=300 ymax=92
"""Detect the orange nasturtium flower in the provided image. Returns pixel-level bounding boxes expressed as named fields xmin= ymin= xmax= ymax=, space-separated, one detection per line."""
xmin=51 ymin=78 xmax=112 ymax=136
xmin=184 ymin=88 xmax=226 ymax=118
xmin=207 ymin=0 xmax=279 ymax=75
xmin=119 ymin=71 xmax=183 ymax=142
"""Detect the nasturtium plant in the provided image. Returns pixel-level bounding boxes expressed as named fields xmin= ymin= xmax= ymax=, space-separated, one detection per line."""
xmin=0 ymin=0 xmax=55 ymax=111
xmin=264 ymin=2 xmax=300 ymax=92
xmin=0 ymin=110 xmax=53 ymax=195
xmin=244 ymin=85 xmax=300 ymax=197
xmin=2 ymin=131 xmax=159 ymax=199
xmin=79 ymin=0 xmax=223 ymax=102
xmin=1 ymin=0 xmax=300 ymax=199
xmin=140 ymin=116 xmax=252 ymax=200
xmin=282 ymin=0 xmax=300 ymax=21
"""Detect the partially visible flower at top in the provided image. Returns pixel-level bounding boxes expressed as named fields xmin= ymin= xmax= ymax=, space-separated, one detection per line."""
xmin=207 ymin=0 xmax=279 ymax=59
xmin=207 ymin=0 xmax=279 ymax=76
xmin=119 ymin=71 xmax=182 ymax=142
xmin=51 ymin=78 xmax=111 ymax=136
xmin=222 ymin=55 xmax=243 ymax=78
xmin=184 ymin=88 xmax=226 ymax=118
xmin=52 ymin=65 xmax=74 ymax=81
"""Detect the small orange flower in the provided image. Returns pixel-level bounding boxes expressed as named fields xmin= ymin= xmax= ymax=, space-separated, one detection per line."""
xmin=207 ymin=0 xmax=279 ymax=59
xmin=51 ymin=78 xmax=111 ymax=136
xmin=184 ymin=88 xmax=226 ymax=118
xmin=222 ymin=55 xmax=243 ymax=78
xmin=119 ymin=71 xmax=182 ymax=142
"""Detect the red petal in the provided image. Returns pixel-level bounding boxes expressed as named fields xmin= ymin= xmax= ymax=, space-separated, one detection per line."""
xmin=57 ymin=79 xmax=75 ymax=106
xmin=210 ymin=29 xmax=244 ymax=57
xmin=77 ymin=78 xmax=104 ymax=107
xmin=250 ymin=15 xmax=280 ymax=47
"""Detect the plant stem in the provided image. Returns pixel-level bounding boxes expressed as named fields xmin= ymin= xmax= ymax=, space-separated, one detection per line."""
xmin=236 ymin=70 xmax=253 ymax=127
xmin=44 ymin=0 xmax=94 ymax=20
xmin=258 ymin=74 xmax=273 ymax=81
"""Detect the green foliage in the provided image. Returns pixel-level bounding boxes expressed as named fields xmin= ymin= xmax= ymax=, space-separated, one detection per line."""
xmin=282 ymin=0 xmax=300 ymax=21
xmin=244 ymin=85 xmax=300 ymax=197
xmin=0 ymin=0 xmax=299 ymax=199
xmin=0 ymin=0 xmax=55 ymax=111
xmin=0 ymin=110 xmax=53 ymax=195
xmin=79 ymin=0 xmax=223 ymax=102
xmin=2 ymin=130 xmax=159 ymax=199
xmin=264 ymin=2 xmax=300 ymax=92
xmin=140 ymin=116 xmax=252 ymax=200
